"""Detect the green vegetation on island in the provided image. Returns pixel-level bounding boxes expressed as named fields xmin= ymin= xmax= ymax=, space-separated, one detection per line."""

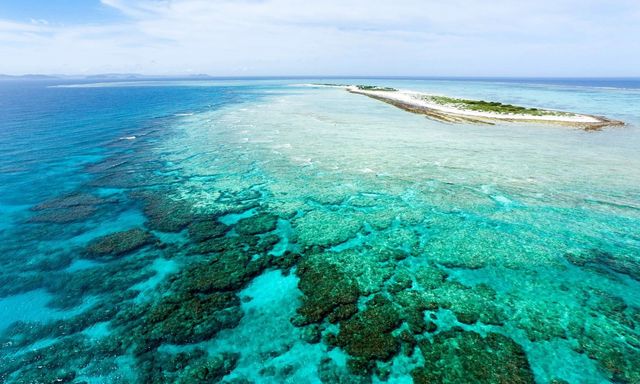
xmin=424 ymin=95 xmax=569 ymax=116
xmin=356 ymin=85 xmax=398 ymax=92
xmin=345 ymin=84 xmax=623 ymax=129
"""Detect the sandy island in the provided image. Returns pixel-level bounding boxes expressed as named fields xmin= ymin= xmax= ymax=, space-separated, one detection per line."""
xmin=311 ymin=84 xmax=624 ymax=130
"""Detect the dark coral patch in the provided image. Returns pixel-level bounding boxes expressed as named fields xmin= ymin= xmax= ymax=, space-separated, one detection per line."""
xmin=132 ymin=191 xmax=194 ymax=232
xmin=336 ymin=295 xmax=402 ymax=362
xmin=27 ymin=193 xmax=114 ymax=224
xmin=188 ymin=218 xmax=229 ymax=242
xmin=135 ymin=292 xmax=242 ymax=349
xmin=295 ymin=257 xmax=360 ymax=325
xmin=236 ymin=213 xmax=279 ymax=235
xmin=27 ymin=205 xmax=97 ymax=224
xmin=174 ymin=248 xmax=270 ymax=293
xmin=413 ymin=329 xmax=534 ymax=384
xmin=566 ymin=248 xmax=640 ymax=281
xmin=86 ymin=228 xmax=156 ymax=259
xmin=327 ymin=303 xmax=358 ymax=324
xmin=189 ymin=236 xmax=242 ymax=255
xmin=177 ymin=352 xmax=239 ymax=383
xmin=32 ymin=193 xmax=107 ymax=211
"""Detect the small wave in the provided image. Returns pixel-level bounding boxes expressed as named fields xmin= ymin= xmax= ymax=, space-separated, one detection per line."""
xmin=174 ymin=113 xmax=194 ymax=117
xmin=295 ymin=83 xmax=348 ymax=88
xmin=120 ymin=136 xmax=136 ymax=140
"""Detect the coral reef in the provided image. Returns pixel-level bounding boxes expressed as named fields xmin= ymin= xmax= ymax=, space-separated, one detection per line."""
xmin=235 ymin=213 xmax=279 ymax=235
xmin=86 ymin=228 xmax=156 ymax=258
xmin=295 ymin=255 xmax=360 ymax=324
xmin=412 ymin=329 xmax=535 ymax=384
xmin=133 ymin=291 xmax=242 ymax=348
xmin=2 ymin=83 xmax=639 ymax=384
xmin=188 ymin=217 xmax=229 ymax=242
xmin=132 ymin=190 xmax=195 ymax=232
xmin=294 ymin=210 xmax=363 ymax=248
xmin=566 ymin=248 xmax=640 ymax=281
xmin=335 ymin=295 xmax=402 ymax=362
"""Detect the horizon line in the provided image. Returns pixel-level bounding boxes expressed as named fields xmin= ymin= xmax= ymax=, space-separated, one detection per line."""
xmin=2 ymin=74 xmax=640 ymax=80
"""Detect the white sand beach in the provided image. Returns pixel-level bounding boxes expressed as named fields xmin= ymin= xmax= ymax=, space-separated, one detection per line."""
xmin=317 ymin=85 xmax=626 ymax=129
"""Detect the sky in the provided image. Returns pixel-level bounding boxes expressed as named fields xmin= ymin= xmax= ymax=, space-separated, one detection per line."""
xmin=0 ymin=0 xmax=639 ymax=77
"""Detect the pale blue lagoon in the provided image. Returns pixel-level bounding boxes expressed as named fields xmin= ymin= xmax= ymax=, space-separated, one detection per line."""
xmin=1 ymin=78 xmax=639 ymax=383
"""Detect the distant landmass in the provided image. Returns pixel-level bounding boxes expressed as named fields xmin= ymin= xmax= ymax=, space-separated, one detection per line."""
xmin=0 ymin=73 xmax=214 ymax=80
xmin=0 ymin=74 xmax=60 ymax=80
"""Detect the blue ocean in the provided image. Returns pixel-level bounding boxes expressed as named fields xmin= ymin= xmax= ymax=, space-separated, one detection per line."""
xmin=1 ymin=78 xmax=639 ymax=383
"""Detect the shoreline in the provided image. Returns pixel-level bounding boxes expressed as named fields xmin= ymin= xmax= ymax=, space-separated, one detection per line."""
xmin=314 ymin=84 xmax=625 ymax=130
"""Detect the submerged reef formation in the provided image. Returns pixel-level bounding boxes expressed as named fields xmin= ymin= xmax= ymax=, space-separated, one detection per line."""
xmin=413 ymin=329 xmax=535 ymax=383
xmin=86 ymin=228 xmax=157 ymax=259
xmin=1 ymin=87 xmax=639 ymax=384
xmin=3 ymin=178 xmax=640 ymax=383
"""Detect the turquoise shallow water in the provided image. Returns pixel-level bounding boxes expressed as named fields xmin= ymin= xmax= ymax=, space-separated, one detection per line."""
xmin=0 ymin=78 xmax=639 ymax=383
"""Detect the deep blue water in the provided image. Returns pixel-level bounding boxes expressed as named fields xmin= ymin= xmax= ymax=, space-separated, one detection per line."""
xmin=0 ymin=81 xmax=258 ymax=206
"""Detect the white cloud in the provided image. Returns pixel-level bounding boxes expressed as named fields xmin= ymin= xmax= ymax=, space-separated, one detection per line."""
xmin=0 ymin=0 xmax=638 ymax=76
